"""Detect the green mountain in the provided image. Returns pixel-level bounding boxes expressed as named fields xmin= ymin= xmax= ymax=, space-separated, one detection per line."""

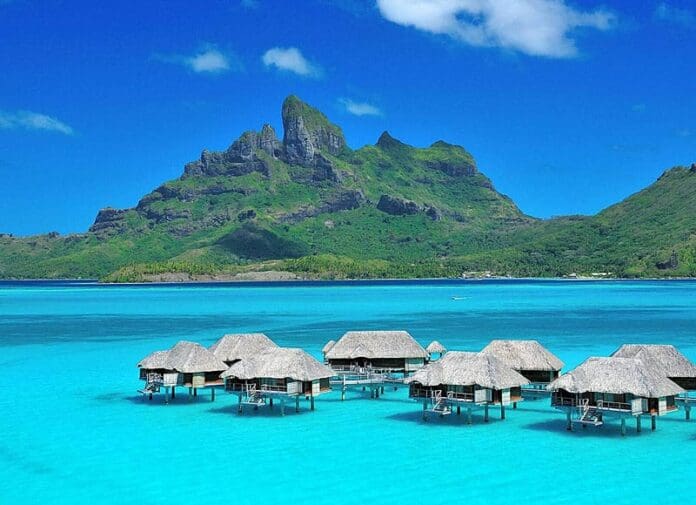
xmin=1 ymin=96 xmax=695 ymax=281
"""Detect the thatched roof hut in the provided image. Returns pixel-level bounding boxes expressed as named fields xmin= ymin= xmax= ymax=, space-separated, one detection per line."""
xmin=209 ymin=333 xmax=278 ymax=365
xmin=222 ymin=348 xmax=334 ymax=413
xmin=549 ymin=357 xmax=684 ymax=430
xmin=611 ymin=344 xmax=696 ymax=389
xmin=326 ymin=330 xmax=428 ymax=374
xmin=481 ymin=339 xmax=563 ymax=383
xmin=406 ymin=352 xmax=529 ymax=420
xmin=426 ymin=340 xmax=446 ymax=358
xmin=166 ymin=341 xmax=228 ymax=373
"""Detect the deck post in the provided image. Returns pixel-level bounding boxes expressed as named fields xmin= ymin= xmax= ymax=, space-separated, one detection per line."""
xmin=310 ymin=396 xmax=315 ymax=411
xmin=381 ymin=386 xmax=385 ymax=394
xmin=467 ymin=407 xmax=472 ymax=425
xmin=513 ymin=402 xmax=517 ymax=410
xmin=500 ymin=404 xmax=506 ymax=420
xmin=237 ymin=394 xmax=242 ymax=414
xmin=149 ymin=392 xmax=153 ymax=401
xmin=484 ymin=404 xmax=489 ymax=422
xmin=423 ymin=400 xmax=427 ymax=420
xmin=269 ymin=398 xmax=273 ymax=408
xmin=566 ymin=410 xmax=572 ymax=431
xmin=165 ymin=387 xmax=169 ymax=404
xmin=296 ymin=396 xmax=300 ymax=413
xmin=211 ymin=388 xmax=215 ymax=402
xmin=686 ymin=405 xmax=691 ymax=421
xmin=651 ymin=415 xmax=656 ymax=431
xmin=341 ymin=389 xmax=345 ymax=401
xmin=362 ymin=386 xmax=366 ymax=391
xmin=171 ymin=387 xmax=175 ymax=399
xmin=193 ymin=388 xmax=197 ymax=397
xmin=636 ymin=415 xmax=642 ymax=433
xmin=281 ymin=399 xmax=285 ymax=417
xmin=621 ymin=417 xmax=626 ymax=436
xmin=457 ymin=405 xmax=461 ymax=416
xmin=375 ymin=388 xmax=380 ymax=399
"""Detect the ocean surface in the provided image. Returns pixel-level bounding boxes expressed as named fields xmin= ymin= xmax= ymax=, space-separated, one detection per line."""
xmin=1 ymin=279 xmax=694 ymax=504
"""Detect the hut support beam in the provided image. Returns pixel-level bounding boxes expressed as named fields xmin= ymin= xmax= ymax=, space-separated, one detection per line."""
xmin=686 ymin=405 xmax=691 ymax=421
xmin=310 ymin=396 xmax=315 ymax=411
xmin=281 ymin=399 xmax=285 ymax=417
xmin=381 ymin=386 xmax=385 ymax=394
xmin=467 ymin=407 xmax=472 ymax=425
xmin=171 ymin=387 xmax=175 ymax=399
xmin=651 ymin=416 xmax=656 ymax=431
xmin=636 ymin=416 xmax=641 ymax=433
xmin=457 ymin=405 xmax=461 ymax=416
xmin=566 ymin=410 xmax=572 ymax=431
xmin=621 ymin=418 xmax=626 ymax=436
xmin=295 ymin=396 xmax=300 ymax=413
xmin=513 ymin=402 xmax=517 ymax=409
xmin=500 ymin=404 xmax=506 ymax=420
xmin=422 ymin=400 xmax=427 ymax=421
xmin=238 ymin=394 xmax=242 ymax=414
xmin=165 ymin=387 xmax=169 ymax=404
xmin=211 ymin=388 xmax=215 ymax=402
xmin=484 ymin=404 xmax=489 ymax=422
xmin=341 ymin=389 xmax=345 ymax=401
xmin=269 ymin=398 xmax=273 ymax=408
xmin=193 ymin=388 xmax=197 ymax=397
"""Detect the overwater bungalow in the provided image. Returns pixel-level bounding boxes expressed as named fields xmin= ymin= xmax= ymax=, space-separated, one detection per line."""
xmin=426 ymin=340 xmax=447 ymax=361
xmin=322 ymin=340 xmax=336 ymax=363
xmin=548 ymin=357 xmax=684 ymax=435
xmin=137 ymin=341 xmax=228 ymax=402
xmin=209 ymin=333 xmax=278 ymax=366
xmin=406 ymin=351 xmax=530 ymax=422
xmin=325 ymin=330 xmax=429 ymax=375
xmin=481 ymin=340 xmax=564 ymax=393
xmin=221 ymin=347 xmax=333 ymax=415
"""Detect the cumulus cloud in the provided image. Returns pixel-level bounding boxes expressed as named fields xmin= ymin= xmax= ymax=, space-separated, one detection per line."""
xmin=0 ymin=110 xmax=74 ymax=135
xmin=262 ymin=47 xmax=321 ymax=77
xmin=376 ymin=0 xmax=615 ymax=58
xmin=156 ymin=46 xmax=239 ymax=74
xmin=655 ymin=3 xmax=695 ymax=28
xmin=339 ymin=98 xmax=383 ymax=116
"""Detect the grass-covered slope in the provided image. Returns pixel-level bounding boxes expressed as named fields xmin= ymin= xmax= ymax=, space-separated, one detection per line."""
xmin=1 ymin=95 xmax=694 ymax=281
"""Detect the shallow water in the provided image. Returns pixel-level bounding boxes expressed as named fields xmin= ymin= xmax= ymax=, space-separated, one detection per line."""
xmin=1 ymin=280 xmax=694 ymax=504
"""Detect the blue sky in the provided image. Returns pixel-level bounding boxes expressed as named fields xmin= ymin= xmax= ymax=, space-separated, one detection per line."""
xmin=1 ymin=0 xmax=695 ymax=236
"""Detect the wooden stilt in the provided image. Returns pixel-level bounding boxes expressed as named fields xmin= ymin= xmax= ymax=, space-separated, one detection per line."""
xmin=295 ymin=396 xmax=300 ymax=413
xmin=566 ymin=410 xmax=572 ymax=431
xmin=457 ymin=405 xmax=461 ymax=416
xmin=422 ymin=400 xmax=427 ymax=421
xmin=149 ymin=393 xmax=153 ymax=401
xmin=636 ymin=416 xmax=642 ymax=433
xmin=375 ymin=388 xmax=380 ymax=399
xmin=484 ymin=404 xmax=489 ymax=422
xmin=621 ymin=417 xmax=626 ymax=436
xmin=500 ymin=404 xmax=506 ymax=420
xmin=269 ymin=397 xmax=274 ymax=407
xmin=211 ymin=388 xmax=215 ymax=402
xmin=651 ymin=416 xmax=656 ymax=431
xmin=686 ymin=405 xmax=691 ymax=421
xmin=165 ymin=387 xmax=169 ymax=404
xmin=341 ymin=389 xmax=345 ymax=401
xmin=310 ymin=396 xmax=315 ymax=411
xmin=238 ymin=394 xmax=242 ymax=413
xmin=513 ymin=402 xmax=517 ymax=410
xmin=281 ymin=399 xmax=285 ymax=417
xmin=362 ymin=386 xmax=366 ymax=391
xmin=171 ymin=387 xmax=175 ymax=399
xmin=193 ymin=388 xmax=197 ymax=397
xmin=467 ymin=407 xmax=472 ymax=425
xmin=381 ymin=386 xmax=384 ymax=394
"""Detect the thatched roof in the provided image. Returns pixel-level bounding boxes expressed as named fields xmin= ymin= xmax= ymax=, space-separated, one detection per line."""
xmin=326 ymin=331 xmax=428 ymax=360
xmin=481 ymin=339 xmax=564 ymax=371
xmin=164 ymin=341 xmax=228 ymax=373
xmin=611 ymin=344 xmax=696 ymax=378
xmin=138 ymin=350 xmax=170 ymax=369
xmin=406 ymin=351 xmax=530 ymax=390
xmin=221 ymin=347 xmax=334 ymax=382
xmin=426 ymin=340 xmax=447 ymax=354
xmin=322 ymin=340 xmax=336 ymax=354
xmin=209 ymin=333 xmax=278 ymax=363
xmin=548 ymin=357 xmax=684 ymax=397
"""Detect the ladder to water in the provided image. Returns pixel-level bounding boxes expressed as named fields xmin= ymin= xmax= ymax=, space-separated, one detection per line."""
xmin=429 ymin=390 xmax=451 ymax=415
xmin=243 ymin=383 xmax=266 ymax=406
xmin=576 ymin=398 xmax=603 ymax=426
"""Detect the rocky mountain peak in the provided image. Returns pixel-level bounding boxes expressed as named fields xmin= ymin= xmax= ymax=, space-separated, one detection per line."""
xmin=376 ymin=131 xmax=407 ymax=150
xmin=281 ymin=95 xmax=346 ymax=166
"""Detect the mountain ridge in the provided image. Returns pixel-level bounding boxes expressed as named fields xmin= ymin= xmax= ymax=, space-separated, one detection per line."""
xmin=1 ymin=95 xmax=694 ymax=281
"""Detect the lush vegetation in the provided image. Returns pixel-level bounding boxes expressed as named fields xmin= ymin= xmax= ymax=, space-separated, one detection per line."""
xmin=1 ymin=96 xmax=694 ymax=282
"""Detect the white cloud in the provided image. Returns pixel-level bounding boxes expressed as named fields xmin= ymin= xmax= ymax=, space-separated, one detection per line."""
xmin=155 ymin=46 xmax=238 ymax=74
xmin=340 ymin=98 xmax=383 ymax=116
xmin=262 ymin=47 xmax=321 ymax=77
xmin=655 ymin=3 xmax=695 ymax=28
xmin=0 ymin=110 xmax=74 ymax=135
xmin=376 ymin=0 xmax=615 ymax=58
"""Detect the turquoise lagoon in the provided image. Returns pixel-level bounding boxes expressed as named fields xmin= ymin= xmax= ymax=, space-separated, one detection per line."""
xmin=1 ymin=280 xmax=694 ymax=504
